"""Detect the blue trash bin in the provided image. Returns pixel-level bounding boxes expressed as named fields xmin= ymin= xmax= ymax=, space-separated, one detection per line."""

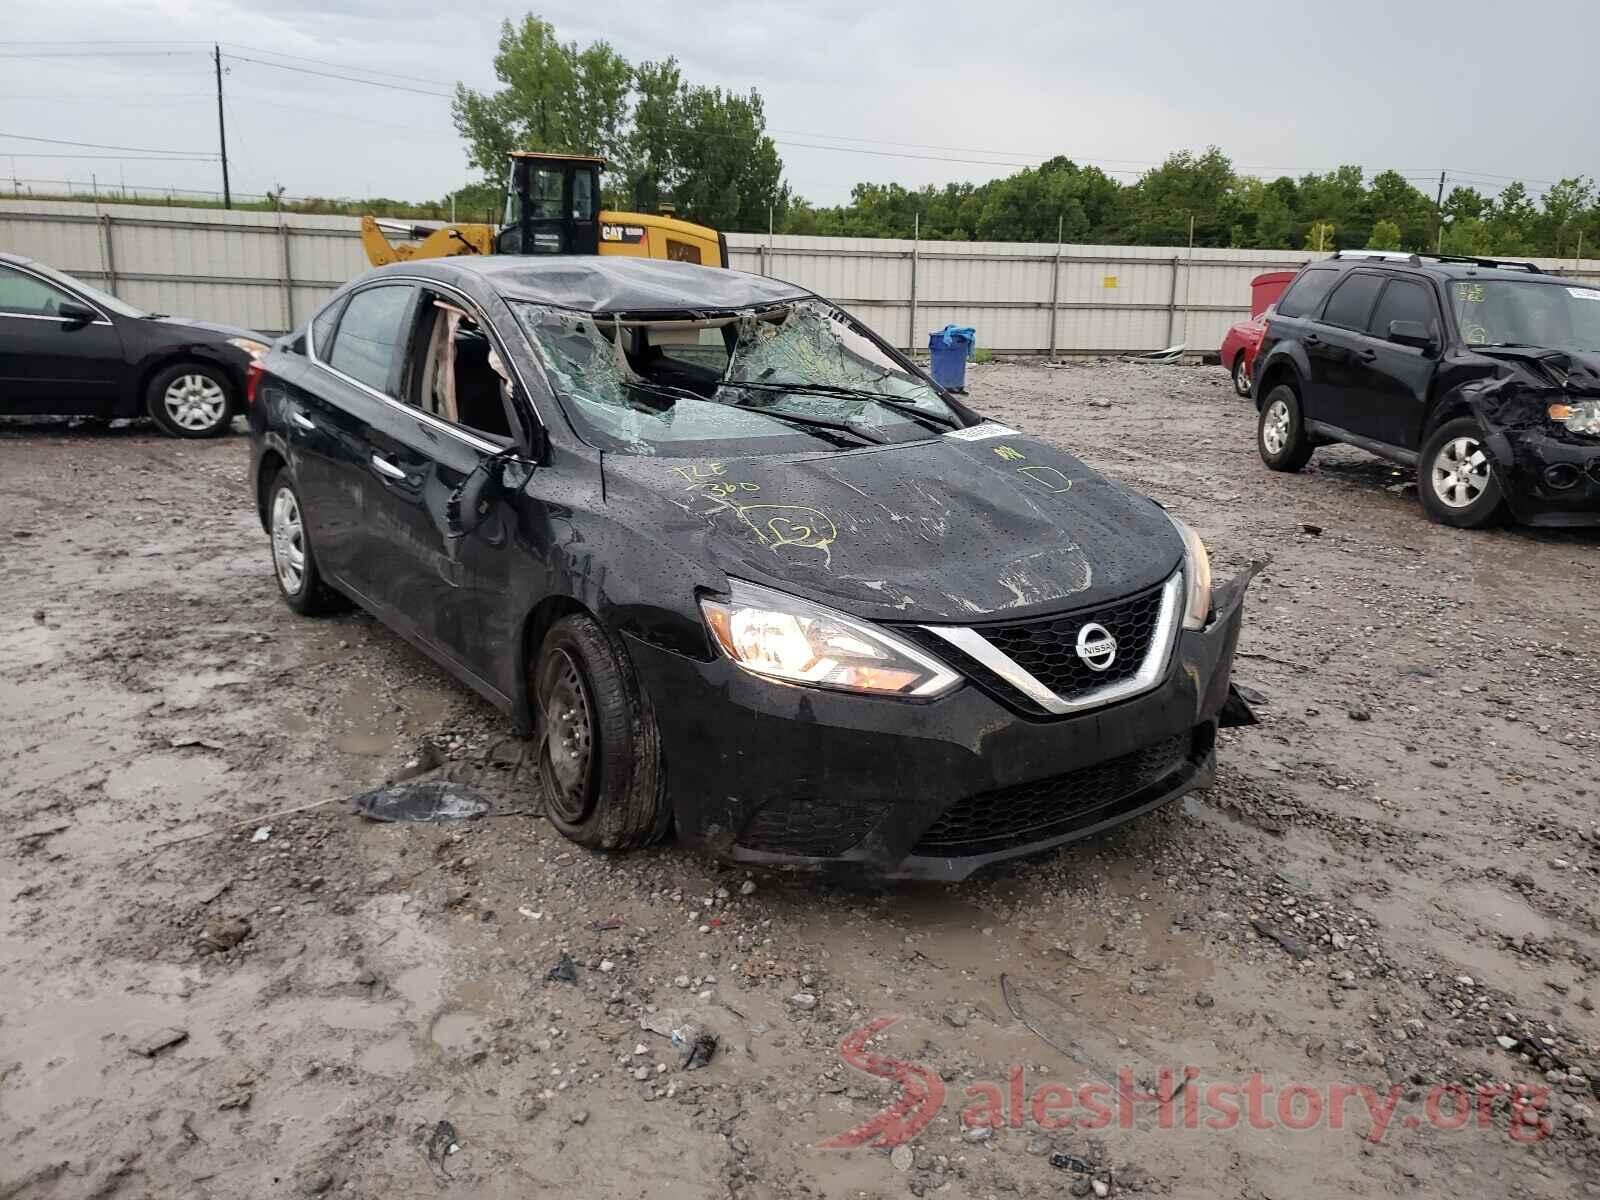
xmin=928 ymin=325 xmax=976 ymax=392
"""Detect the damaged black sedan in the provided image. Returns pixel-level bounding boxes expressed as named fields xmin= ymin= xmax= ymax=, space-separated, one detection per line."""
xmin=249 ymin=257 xmax=1252 ymax=879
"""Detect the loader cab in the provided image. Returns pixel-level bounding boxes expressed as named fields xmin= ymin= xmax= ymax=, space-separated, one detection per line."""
xmin=496 ymin=152 xmax=602 ymax=257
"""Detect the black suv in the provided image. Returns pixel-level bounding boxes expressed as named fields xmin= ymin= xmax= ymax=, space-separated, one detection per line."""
xmin=1251 ymin=251 xmax=1600 ymax=527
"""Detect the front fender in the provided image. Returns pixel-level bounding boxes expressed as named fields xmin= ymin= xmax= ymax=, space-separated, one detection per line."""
xmin=1251 ymin=337 xmax=1310 ymax=413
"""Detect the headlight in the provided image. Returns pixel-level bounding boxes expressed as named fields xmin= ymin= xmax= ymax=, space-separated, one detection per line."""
xmin=700 ymin=580 xmax=961 ymax=698
xmin=1168 ymin=516 xmax=1212 ymax=630
xmin=1550 ymin=400 xmax=1600 ymax=436
xmin=227 ymin=336 xmax=269 ymax=360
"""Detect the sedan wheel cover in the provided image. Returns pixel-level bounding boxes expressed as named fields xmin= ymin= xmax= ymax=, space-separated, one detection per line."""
xmin=164 ymin=374 xmax=227 ymax=431
xmin=1235 ymin=358 xmax=1251 ymax=391
xmin=1431 ymin=436 xmax=1491 ymax=509
xmin=1261 ymin=399 xmax=1291 ymax=455
xmin=270 ymin=489 xmax=306 ymax=594
xmin=539 ymin=648 xmax=597 ymax=824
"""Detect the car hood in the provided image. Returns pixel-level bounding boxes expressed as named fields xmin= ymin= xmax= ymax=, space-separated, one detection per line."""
xmin=147 ymin=314 xmax=265 ymax=342
xmin=601 ymin=425 xmax=1184 ymax=623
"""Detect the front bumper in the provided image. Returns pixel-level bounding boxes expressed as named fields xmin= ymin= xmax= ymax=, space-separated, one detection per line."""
xmin=625 ymin=571 xmax=1251 ymax=881
xmin=1495 ymin=430 xmax=1600 ymax=527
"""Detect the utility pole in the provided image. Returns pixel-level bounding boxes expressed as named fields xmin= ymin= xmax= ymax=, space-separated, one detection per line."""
xmin=213 ymin=44 xmax=231 ymax=209
xmin=1433 ymin=170 xmax=1446 ymax=251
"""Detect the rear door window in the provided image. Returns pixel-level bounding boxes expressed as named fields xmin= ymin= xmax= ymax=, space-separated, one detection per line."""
xmin=328 ymin=285 xmax=413 ymax=396
xmin=1320 ymin=272 xmax=1384 ymax=331
xmin=411 ymin=292 xmax=517 ymax=444
xmin=1367 ymin=278 xmax=1436 ymax=337
xmin=1275 ymin=268 xmax=1338 ymax=319
xmin=310 ymin=295 xmax=347 ymax=359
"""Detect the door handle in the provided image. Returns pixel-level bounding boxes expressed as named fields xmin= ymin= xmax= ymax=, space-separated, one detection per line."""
xmin=1304 ymin=333 xmax=1321 ymax=345
xmin=1356 ymin=348 xmax=1378 ymax=362
xmin=289 ymin=411 xmax=315 ymax=431
xmin=370 ymin=454 xmax=407 ymax=481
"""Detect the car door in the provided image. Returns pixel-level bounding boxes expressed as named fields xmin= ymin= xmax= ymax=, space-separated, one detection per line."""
xmin=298 ymin=282 xmax=420 ymax=602
xmin=0 ymin=263 xmax=125 ymax=415
xmin=1306 ymin=271 xmax=1385 ymax=439
xmin=356 ymin=285 xmax=536 ymax=696
xmin=1359 ymin=276 xmax=1442 ymax=451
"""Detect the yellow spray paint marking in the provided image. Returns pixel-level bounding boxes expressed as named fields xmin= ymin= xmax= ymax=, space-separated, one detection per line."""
xmin=1016 ymin=465 xmax=1074 ymax=494
xmin=1102 ymin=275 xmax=1119 ymax=289
xmin=993 ymin=445 xmax=1026 ymax=462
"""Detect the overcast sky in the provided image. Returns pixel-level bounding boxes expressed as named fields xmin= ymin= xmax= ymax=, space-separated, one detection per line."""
xmin=2 ymin=0 xmax=1595 ymax=211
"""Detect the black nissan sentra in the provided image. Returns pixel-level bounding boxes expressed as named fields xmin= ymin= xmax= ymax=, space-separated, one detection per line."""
xmin=249 ymin=256 xmax=1255 ymax=879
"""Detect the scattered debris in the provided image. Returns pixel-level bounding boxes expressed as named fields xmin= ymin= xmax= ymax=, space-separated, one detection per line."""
xmin=169 ymin=735 xmax=226 ymax=750
xmin=129 ymin=1027 xmax=188 ymax=1058
xmin=1250 ymin=918 xmax=1311 ymax=961
xmin=1298 ymin=523 xmax=1323 ymax=536
xmin=788 ymin=992 xmax=818 ymax=1011
xmin=590 ymin=917 xmax=625 ymax=931
xmin=673 ymin=1024 xmax=719 ymax=1070
xmin=1049 ymin=1152 xmax=1096 ymax=1173
xmin=350 ymin=781 xmax=490 ymax=824
xmin=250 ymin=826 xmax=272 ymax=843
xmin=890 ymin=1144 xmax=914 ymax=1171
xmin=197 ymin=915 xmax=251 ymax=954
xmin=546 ymin=952 xmax=579 ymax=984
xmin=391 ymin=739 xmax=443 ymax=782
xmin=421 ymin=1120 xmax=458 ymax=1178
xmin=570 ymin=1109 xmax=589 ymax=1126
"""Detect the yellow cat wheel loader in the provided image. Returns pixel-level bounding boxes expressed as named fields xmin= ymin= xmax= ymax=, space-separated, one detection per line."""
xmin=362 ymin=152 xmax=729 ymax=268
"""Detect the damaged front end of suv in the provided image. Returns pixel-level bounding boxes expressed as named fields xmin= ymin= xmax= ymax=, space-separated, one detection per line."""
xmin=1460 ymin=349 xmax=1600 ymax=526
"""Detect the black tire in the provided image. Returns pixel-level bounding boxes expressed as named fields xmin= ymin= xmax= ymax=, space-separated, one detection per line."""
xmin=146 ymin=360 xmax=236 ymax=438
xmin=265 ymin=471 xmax=341 ymax=615
xmin=1256 ymin=383 xmax=1314 ymax=472
xmin=534 ymin=613 xmax=669 ymax=850
xmin=1231 ymin=354 xmax=1252 ymax=398
xmin=1418 ymin=416 xmax=1507 ymax=529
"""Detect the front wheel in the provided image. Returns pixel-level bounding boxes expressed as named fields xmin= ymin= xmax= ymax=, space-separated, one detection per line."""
xmin=1257 ymin=384 xmax=1313 ymax=472
xmin=1419 ymin=417 xmax=1507 ymax=528
xmin=535 ymin=613 xmax=669 ymax=850
xmin=146 ymin=361 xmax=235 ymax=438
xmin=1231 ymin=353 xmax=1252 ymax=397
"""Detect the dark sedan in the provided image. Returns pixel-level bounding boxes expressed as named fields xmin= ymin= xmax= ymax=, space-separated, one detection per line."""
xmin=0 ymin=251 xmax=267 ymax=437
xmin=249 ymin=256 xmax=1255 ymax=880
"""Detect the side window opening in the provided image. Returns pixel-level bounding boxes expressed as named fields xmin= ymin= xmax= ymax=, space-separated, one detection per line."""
xmin=0 ymin=266 xmax=74 ymax=318
xmin=410 ymin=292 xmax=518 ymax=445
xmin=311 ymin=295 xmax=347 ymax=359
xmin=1275 ymin=268 xmax=1338 ymax=320
xmin=1320 ymin=272 xmax=1385 ymax=331
xmin=327 ymin=284 xmax=413 ymax=396
xmin=1368 ymin=278 xmax=1436 ymax=339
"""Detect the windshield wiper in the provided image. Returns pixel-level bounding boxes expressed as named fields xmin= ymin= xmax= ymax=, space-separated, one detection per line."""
xmin=722 ymin=400 xmax=886 ymax=444
xmin=721 ymin=380 xmax=958 ymax=431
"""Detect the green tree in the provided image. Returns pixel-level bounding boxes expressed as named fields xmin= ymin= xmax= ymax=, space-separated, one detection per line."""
xmin=1538 ymin=176 xmax=1594 ymax=257
xmin=1366 ymin=219 xmax=1402 ymax=250
xmin=452 ymin=16 xmax=631 ymax=177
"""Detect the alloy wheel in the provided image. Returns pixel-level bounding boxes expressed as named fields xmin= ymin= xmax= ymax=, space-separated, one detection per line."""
xmin=1430 ymin=436 xmax=1491 ymax=509
xmin=1261 ymin=398 xmax=1291 ymax=455
xmin=539 ymin=647 xmax=597 ymax=825
xmin=271 ymin=488 xmax=306 ymax=595
xmin=1233 ymin=356 xmax=1251 ymax=395
xmin=164 ymin=373 xmax=227 ymax=432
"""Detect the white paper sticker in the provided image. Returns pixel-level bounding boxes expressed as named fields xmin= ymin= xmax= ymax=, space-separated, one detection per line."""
xmin=1568 ymin=287 xmax=1600 ymax=301
xmin=944 ymin=422 xmax=1017 ymax=442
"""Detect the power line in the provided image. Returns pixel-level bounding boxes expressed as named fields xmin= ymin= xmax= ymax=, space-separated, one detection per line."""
xmin=1 ymin=153 xmax=219 ymax=161
xmin=0 ymin=131 xmax=214 ymax=156
xmin=0 ymin=50 xmax=202 ymax=59
xmin=221 ymin=53 xmax=453 ymax=98
xmin=220 ymin=42 xmax=455 ymax=88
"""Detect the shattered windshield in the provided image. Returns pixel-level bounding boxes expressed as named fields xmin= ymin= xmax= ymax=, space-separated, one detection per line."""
xmin=509 ymin=299 xmax=962 ymax=456
xmin=1450 ymin=280 xmax=1600 ymax=354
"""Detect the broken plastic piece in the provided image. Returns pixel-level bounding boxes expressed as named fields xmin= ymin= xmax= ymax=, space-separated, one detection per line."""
xmin=546 ymin=952 xmax=579 ymax=984
xmin=349 ymin=781 xmax=490 ymax=824
xmin=672 ymin=1023 xmax=719 ymax=1070
xmin=1049 ymin=1152 xmax=1095 ymax=1173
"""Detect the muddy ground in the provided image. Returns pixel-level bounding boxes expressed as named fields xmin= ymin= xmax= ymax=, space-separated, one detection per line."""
xmin=3 ymin=361 xmax=1599 ymax=1200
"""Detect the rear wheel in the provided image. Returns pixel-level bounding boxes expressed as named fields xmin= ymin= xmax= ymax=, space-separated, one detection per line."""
xmin=1419 ymin=417 xmax=1506 ymax=528
xmin=1257 ymin=384 xmax=1313 ymax=472
xmin=1231 ymin=353 xmax=1252 ymax=397
xmin=534 ymin=613 xmax=668 ymax=850
xmin=146 ymin=361 xmax=235 ymax=438
xmin=267 ymin=472 xmax=341 ymax=614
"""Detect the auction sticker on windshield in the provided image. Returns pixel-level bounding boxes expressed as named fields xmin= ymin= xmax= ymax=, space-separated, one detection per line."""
xmin=944 ymin=422 xmax=1018 ymax=441
xmin=1568 ymin=288 xmax=1600 ymax=300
